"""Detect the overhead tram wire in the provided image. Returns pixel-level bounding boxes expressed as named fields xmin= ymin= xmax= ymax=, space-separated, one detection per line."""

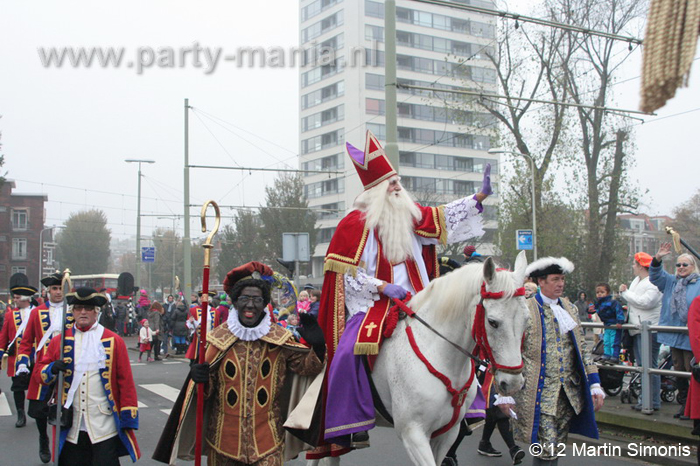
xmin=191 ymin=111 xmax=243 ymax=168
xmin=192 ymin=108 xmax=294 ymax=168
xmin=408 ymin=0 xmax=643 ymax=45
xmin=395 ymin=83 xmax=654 ymax=116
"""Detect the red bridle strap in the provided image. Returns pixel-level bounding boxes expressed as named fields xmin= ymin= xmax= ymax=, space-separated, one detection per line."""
xmin=472 ymin=283 xmax=526 ymax=374
xmin=406 ymin=325 xmax=476 ymax=438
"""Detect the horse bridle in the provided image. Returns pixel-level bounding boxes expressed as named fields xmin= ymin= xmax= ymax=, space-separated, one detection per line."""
xmin=389 ymin=281 xmax=526 ymax=372
xmin=472 ymin=282 xmax=526 ymax=374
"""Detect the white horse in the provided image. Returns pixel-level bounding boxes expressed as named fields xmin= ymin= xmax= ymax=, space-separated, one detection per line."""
xmin=308 ymin=251 xmax=529 ymax=466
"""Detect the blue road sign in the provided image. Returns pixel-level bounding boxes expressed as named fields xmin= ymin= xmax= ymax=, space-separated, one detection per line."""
xmin=142 ymin=246 xmax=156 ymax=263
xmin=516 ymin=229 xmax=533 ymax=251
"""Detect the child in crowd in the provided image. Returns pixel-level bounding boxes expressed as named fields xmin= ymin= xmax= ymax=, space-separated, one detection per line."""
xmin=285 ymin=313 xmax=302 ymax=340
xmin=594 ymin=282 xmax=625 ymax=362
xmin=296 ymin=290 xmax=311 ymax=314
xmin=308 ymin=289 xmax=321 ymax=317
xmin=139 ymin=318 xmax=154 ymax=362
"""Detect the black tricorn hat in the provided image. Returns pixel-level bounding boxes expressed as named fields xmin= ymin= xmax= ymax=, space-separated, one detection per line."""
xmin=66 ymin=287 xmax=108 ymax=307
xmin=197 ymin=290 xmax=217 ymax=298
xmin=11 ymin=284 xmax=38 ymax=296
xmin=41 ymin=272 xmax=63 ymax=287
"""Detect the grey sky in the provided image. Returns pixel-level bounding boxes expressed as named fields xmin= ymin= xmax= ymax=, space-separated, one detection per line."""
xmin=1 ymin=0 xmax=698 ymax=245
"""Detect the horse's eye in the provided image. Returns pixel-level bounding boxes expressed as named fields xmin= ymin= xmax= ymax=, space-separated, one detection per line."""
xmin=488 ymin=318 xmax=499 ymax=329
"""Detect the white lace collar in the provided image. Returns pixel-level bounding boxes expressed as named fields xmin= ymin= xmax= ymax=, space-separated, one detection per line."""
xmin=540 ymin=293 xmax=578 ymax=335
xmin=226 ymin=306 xmax=271 ymax=341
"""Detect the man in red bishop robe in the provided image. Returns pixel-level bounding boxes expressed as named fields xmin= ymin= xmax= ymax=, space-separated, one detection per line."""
xmin=308 ymin=131 xmax=492 ymax=460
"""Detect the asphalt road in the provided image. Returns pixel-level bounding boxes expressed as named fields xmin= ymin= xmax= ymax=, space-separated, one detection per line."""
xmin=0 ymin=349 xmax=667 ymax=466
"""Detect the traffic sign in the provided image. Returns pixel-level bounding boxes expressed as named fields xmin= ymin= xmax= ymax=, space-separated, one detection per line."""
xmin=141 ymin=246 xmax=156 ymax=263
xmin=282 ymin=233 xmax=310 ymax=262
xmin=516 ymin=229 xmax=533 ymax=251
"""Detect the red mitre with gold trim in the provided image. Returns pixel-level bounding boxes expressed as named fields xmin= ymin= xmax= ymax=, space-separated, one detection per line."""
xmin=347 ymin=130 xmax=397 ymax=190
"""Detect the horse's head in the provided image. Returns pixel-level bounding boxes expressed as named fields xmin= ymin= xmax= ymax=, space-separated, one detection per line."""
xmin=477 ymin=251 xmax=529 ymax=396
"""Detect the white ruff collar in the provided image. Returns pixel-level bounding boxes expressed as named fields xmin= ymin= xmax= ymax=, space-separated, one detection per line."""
xmin=227 ymin=307 xmax=271 ymax=341
xmin=541 ymin=294 xmax=578 ymax=335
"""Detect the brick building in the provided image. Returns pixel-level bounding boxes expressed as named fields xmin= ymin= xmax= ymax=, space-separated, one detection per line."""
xmin=0 ymin=180 xmax=49 ymax=298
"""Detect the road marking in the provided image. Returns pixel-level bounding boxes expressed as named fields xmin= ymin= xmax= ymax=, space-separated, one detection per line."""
xmin=0 ymin=391 xmax=12 ymax=416
xmin=138 ymin=401 xmax=148 ymax=408
xmin=163 ymin=361 xmax=183 ymax=365
xmin=160 ymin=409 xmax=172 ymax=415
xmin=140 ymin=384 xmax=180 ymax=403
xmin=132 ymin=363 xmax=145 ymax=366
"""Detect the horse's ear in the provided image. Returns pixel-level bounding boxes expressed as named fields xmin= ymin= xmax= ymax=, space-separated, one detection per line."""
xmin=483 ymin=257 xmax=496 ymax=285
xmin=513 ymin=250 xmax=528 ymax=285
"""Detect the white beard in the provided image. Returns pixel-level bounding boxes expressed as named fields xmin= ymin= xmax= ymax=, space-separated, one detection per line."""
xmin=356 ymin=182 xmax=421 ymax=264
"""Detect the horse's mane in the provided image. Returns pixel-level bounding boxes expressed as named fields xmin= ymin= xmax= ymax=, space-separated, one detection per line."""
xmin=410 ymin=262 xmax=520 ymax=324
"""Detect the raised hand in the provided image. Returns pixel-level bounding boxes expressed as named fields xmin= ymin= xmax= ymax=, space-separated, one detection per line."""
xmin=480 ymin=163 xmax=492 ymax=196
xmin=656 ymin=242 xmax=672 ymax=260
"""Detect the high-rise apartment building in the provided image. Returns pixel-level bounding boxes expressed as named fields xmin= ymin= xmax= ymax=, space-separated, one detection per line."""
xmin=299 ymin=0 xmax=500 ymax=277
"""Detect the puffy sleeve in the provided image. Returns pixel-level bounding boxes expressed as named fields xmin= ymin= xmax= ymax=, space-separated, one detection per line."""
xmin=343 ymin=268 xmax=383 ymax=317
xmin=442 ymin=196 xmax=485 ymax=244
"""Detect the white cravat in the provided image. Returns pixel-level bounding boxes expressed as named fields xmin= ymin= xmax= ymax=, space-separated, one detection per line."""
xmin=541 ymin=294 xmax=578 ymax=335
xmin=65 ymin=322 xmax=106 ymax=408
xmin=227 ymin=308 xmax=271 ymax=341
xmin=37 ymin=302 xmax=64 ymax=352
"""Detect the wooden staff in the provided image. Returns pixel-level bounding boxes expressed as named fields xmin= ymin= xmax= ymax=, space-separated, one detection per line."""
xmin=53 ymin=269 xmax=71 ymax=466
xmin=666 ymin=226 xmax=700 ymax=261
xmin=194 ymin=200 xmax=220 ymax=466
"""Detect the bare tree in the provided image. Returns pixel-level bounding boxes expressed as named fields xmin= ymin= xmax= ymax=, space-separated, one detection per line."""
xmin=465 ymin=0 xmax=645 ymax=291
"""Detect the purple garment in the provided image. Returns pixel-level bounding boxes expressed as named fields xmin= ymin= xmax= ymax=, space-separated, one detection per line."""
xmin=465 ymin=383 xmax=486 ymax=419
xmin=324 ymin=312 xmax=376 ymax=442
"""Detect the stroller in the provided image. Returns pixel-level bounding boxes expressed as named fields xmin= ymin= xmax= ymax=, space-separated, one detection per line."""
xmin=591 ymin=339 xmax=629 ymax=396
xmin=623 ymin=345 xmax=678 ymax=404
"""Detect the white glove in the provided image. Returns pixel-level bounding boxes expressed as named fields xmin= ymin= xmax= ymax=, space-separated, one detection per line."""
xmin=16 ymin=364 xmax=30 ymax=375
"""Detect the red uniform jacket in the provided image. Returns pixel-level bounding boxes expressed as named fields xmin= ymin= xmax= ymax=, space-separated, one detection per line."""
xmin=686 ymin=296 xmax=700 ymax=419
xmin=0 ymin=307 xmax=31 ymax=377
xmin=185 ymin=305 xmax=222 ymax=360
xmin=37 ymin=326 xmax=141 ymax=462
xmin=16 ymin=303 xmax=73 ymax=400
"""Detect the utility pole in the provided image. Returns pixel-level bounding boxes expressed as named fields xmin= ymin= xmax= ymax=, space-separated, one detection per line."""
xmin=384 ymin=0 xmax=399 ymax=172
xmin=125 ymin=159 xmax=155 ymax=290
xmin=184 ymin=98 xmax=192 ymax=302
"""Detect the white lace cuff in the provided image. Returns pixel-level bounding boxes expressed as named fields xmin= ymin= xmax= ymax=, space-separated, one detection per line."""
xmin=494 ymin=395 xmax=516 ymax=405
xmin=344 ymin=268 xmax=383 ymax=317
xmin=590 ymin=384 xmax=606 ymax=399
xmin=443 ymin=197 xmax=485 ymax=244
xmin=16 ymin=364 xmax=29 ymax=375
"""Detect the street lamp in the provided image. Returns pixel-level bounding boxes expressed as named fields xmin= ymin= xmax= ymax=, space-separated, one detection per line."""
xmin=38 ymin=225 xmax=65 ymax=288
xmin=488 ymin=148 xmax=538 ymax=260
xmin=125 ymin=159 xmax=156 ymax=291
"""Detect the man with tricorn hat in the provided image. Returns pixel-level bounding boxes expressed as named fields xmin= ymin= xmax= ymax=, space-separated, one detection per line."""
xmin=313 ymin=131 xmax=491 ymax=457
xmin=185 ymin=289 xmax=223 ymax=363
xmin=502 ymin=257 xmax=604 ymax=465
xmin=153 ymin=261 xmax=326 ymax=466
xmin=16 ymin=271 xmax=70 ymax=463
xmin=36 ymin=287 xmax=140 ymax=465
xmin=0 ymin=275 xmax=38 ymax=429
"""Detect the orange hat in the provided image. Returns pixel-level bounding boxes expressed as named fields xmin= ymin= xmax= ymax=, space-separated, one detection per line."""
xmin=346 ymin=131 xmax=397 ymax=190
xmin=634 ymin=252 xmax=653 ymax=267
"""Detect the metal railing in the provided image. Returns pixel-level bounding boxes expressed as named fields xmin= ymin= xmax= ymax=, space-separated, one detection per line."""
xmin=580 ymin=321 xmax=690 ymax=414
